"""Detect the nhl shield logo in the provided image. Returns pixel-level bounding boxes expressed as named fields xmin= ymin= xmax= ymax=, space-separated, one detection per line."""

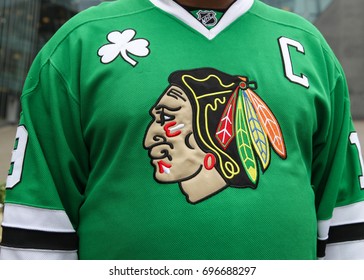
xmin=196 ymin=10 xmax=218 ymax=27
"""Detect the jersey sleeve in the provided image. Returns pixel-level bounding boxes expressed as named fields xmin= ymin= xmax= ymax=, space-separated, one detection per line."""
xmin=313 ymin=64 xmax=364 ymax=259
xmin=0 ymin=57 xmax=88 ymax=259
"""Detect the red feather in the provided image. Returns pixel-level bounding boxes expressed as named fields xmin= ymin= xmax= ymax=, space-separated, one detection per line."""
xmin=215 ymin=90 xmax=238 ymax=149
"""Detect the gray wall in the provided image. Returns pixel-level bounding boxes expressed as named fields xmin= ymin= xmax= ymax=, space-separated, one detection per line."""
xmin=315 ymin=0 xmax=364 ymax=119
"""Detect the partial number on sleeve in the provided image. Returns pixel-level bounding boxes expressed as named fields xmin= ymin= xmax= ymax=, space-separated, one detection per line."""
xmin=349 ymin=132 xmax=364 ymax=190
xmin=6 ymin=125 xmax=28 ymax=189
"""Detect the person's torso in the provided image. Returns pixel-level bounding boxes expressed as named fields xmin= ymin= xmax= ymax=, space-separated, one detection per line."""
xmin=48 ymin=0 xmax=338 ymax=259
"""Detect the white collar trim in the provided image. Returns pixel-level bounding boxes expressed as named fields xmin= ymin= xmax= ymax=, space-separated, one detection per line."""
xmin=149 ymin=0 xmax=254 ymax=40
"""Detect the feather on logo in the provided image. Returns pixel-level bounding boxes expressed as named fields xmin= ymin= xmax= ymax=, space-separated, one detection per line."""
xmin=215 ymin=77 xmax=287 ymax=184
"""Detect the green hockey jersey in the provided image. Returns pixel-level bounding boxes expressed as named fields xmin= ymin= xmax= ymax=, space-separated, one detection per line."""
xmin=1 ymin=0 xmax=364 ymax=260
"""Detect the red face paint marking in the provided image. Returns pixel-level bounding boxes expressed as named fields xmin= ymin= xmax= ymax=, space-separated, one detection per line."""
xmin=158 ymin=160 xmax=172 ymax=174
xmin=204 ymin=153 xmax=216 ymax=170
xmin=164 ymin=121 xmax=182 ymax=137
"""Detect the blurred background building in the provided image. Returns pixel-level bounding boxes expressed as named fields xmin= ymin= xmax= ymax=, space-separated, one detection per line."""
xmin=0 ymin=0 xmax=363 ymax=125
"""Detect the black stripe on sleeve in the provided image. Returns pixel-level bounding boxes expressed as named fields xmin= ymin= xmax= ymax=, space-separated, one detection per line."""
xmin=316 ymin=239 xmax=328 ymax=259
xmin=327 ymin=222 xmax=364 ymax=244
xmin=1 ymin=226 xmax=78 ymax=251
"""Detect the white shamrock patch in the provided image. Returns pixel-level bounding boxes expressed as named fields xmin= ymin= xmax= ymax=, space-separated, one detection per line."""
xmin=98 ymin=29 xmax=150 ymax=66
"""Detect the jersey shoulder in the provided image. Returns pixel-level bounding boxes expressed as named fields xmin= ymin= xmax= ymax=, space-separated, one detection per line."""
xmin=250 ymin=1 xmax=341 ymax=75
xmin=64 ymin=0 xmax=154 ymax=27
xmin=23 ymin=0 xmax=155 ymax=93
xmin=250 ymin=1 xmax=324 ymax=43
xmin=46 ymin=0 xmax=153 ymax=48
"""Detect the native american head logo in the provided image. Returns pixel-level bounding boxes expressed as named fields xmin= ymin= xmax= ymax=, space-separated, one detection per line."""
xmin=143 ymin=68 xmax=287 ymax=204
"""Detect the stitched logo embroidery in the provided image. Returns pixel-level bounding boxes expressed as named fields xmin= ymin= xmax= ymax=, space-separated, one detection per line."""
xmin=98 ymin=29 xmax=150 ymax=66
xmin=144 ymin=68 xmax=287 ymax=204
xmin=196 ymin=10 xmax=218 ymax=27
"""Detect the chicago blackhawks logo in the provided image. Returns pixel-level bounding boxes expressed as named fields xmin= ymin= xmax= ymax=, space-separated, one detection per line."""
xmin=143 ymin=68 xmax=287 ymax=204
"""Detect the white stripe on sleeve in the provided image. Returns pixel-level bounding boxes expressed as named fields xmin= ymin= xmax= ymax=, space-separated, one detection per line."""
xmin=2 ymin=203 xmax=75 ymax=233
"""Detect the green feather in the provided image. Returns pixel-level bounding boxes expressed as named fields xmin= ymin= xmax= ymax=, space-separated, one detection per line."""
xmin=243 ymin=90 xmax=270 ymax=170
xmin=235 ymin=93 xmax=258 ymax=183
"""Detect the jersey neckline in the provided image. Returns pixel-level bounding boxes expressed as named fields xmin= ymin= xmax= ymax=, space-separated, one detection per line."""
xmin=149 ymin=0 xmax=254 ymax=40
